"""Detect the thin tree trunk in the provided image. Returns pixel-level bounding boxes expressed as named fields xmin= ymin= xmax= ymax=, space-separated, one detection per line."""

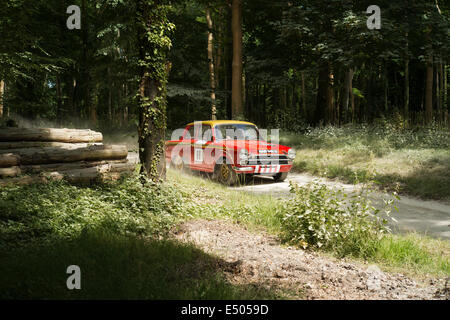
xmin=404 ymin=58 xmax=409 ymax=125
xmin=231 ymin=0 xmax=243 ymax=119
xmin=342 ymin=69 xmax=354 ymax=124
xmin=214 ymin=6 xmax=224 ymax=90
xmin=124 ymin=84 xmax=128 ymax=124
xmin=301 ymin=71 xmax=306 ymax=119
xmin=56 ymin=77 xmax=62 ymax=125
xmin=206 ymin=6 xmax=217 ymax=120
xmin=262 ymin=84 xmax=267 ymax=127
xmin=384 ymin=66 xmax=388 ymax=114
xmin=327 ymin=69 xmax=334 ymax=124
xmin=444 ymin=62 xmax=448 ymax=126
xmin=425 ymin=57 xmax=433 ymax=124
xmin=314 ymin=65 xmax=329 ymax=125
xmin=0 ymin=80 xmax=4 ymax=118
xmin=439 ymin=59 xmax=444 ymax=125
xmin=108 ymin=67 xmax=112 ymax=121
xmin=350 ymin=69 xmax=355 ymax=124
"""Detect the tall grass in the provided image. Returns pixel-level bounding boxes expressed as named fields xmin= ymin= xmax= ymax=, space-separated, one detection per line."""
xmin=280 ymin=123 xmax=450 ymax=199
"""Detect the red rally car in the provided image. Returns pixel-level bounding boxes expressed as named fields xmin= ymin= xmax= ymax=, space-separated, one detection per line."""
xmin=165 ymin=120 xmax=296 ymax=185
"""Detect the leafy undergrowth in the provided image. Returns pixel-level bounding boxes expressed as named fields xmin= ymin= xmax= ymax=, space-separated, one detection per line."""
xmin=1 ymin=171 xmax=448 ymax=299
xmin=280 ymin=124 xmax=450 ymax=200
xmin=0 ymin=176 xmax=183 ymax=250
xmin=0 ymin=176 xmax=278 ymax=299
xmin=274 ymin=181 xmax=449 ymax=279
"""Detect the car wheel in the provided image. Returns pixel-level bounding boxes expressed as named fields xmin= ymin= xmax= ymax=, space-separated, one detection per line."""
xmin=273 ymin=171 xmax=288 ymax=182
xmin=216 ymin=163 xmax=239 ymax=186
xmin=171 ymin=156 xmax=185 ymax=172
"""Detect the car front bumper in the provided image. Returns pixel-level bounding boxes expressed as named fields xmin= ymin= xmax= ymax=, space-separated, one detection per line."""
xmin=233 ymin=164 xmax=292 ymax=174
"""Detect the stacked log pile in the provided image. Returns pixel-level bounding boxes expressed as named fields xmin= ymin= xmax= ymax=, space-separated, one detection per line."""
xmin=0 ymin=128 xmax=136 ymax=186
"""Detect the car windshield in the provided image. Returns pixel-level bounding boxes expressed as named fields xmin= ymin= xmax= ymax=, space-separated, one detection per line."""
xmin=214 ymin=124 xmax=264 ymax=141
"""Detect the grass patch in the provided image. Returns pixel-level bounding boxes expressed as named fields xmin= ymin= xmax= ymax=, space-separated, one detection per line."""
xmin=369 ymin=234 xmax=450 ymax=278
xmin=167 ymin=170 xmax=282 ymax=233
xmin=281 ymin=124 xmax=450 ymax=200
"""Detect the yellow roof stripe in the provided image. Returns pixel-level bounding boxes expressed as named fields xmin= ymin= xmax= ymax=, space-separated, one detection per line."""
xmin=185 ymin=120 xmax=256 ymax=127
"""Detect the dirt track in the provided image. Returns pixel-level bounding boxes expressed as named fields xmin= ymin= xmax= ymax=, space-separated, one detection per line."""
xmin=175 ymin=219 xmax=448 ymax=300
xmin=235 ymin=173 xmax=450 ymax=240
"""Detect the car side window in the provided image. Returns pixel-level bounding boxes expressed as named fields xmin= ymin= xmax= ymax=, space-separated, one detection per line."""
xmin=202 ymin=125 xmax=213 ymax=142
xmin=183 ymin=126 xmax=196 ymax=140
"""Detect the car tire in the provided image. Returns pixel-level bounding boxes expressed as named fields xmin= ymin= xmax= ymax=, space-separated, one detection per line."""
xmin=171 ymin=155 xmax=185 ymax=172
xmin=273 ymin=171 xmax=288 ymax=182
xmin=216 ymin=163 xmax=239 ymax=186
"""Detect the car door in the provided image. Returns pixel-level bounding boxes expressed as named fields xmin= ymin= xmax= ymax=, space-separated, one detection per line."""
xmin=191 ymin=124 xmax=213 ymax=171
xmin=181 ymin=125 xmax=196 ymax=168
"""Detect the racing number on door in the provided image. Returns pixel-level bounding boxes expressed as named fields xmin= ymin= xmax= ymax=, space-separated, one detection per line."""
xmin=194 ymin=148 xmax=203 ymax=163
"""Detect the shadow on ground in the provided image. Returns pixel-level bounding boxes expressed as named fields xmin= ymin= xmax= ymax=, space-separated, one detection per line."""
xmin=0 ymin=230 xmax=279 ymax=300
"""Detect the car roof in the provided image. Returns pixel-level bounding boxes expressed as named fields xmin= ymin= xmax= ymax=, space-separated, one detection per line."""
xmin=185 ymin=120 xmax=256 ymax=127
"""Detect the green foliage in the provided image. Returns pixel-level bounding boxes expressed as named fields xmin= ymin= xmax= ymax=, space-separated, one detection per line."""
xmin=0 ymin=176 xmax=183 ymax=250
xmin=281 ymin=124 xmax=450 ymax=199
xmin=374 ymin=234 xmax=450 ymax=277
xmin=276 ymin=182 xmax=394 ymax=258
xmin=286 ymin=123 xmax=450 ymax=151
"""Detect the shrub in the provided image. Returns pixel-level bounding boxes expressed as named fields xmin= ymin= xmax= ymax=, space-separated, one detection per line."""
xmin=276 ymin=182 xmax=395 ymax=258
xmin=0 ymin=176 xmax=184 ymax=250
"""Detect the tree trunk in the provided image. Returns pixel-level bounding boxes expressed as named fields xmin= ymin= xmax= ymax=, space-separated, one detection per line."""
xmin=56 ymin=77 xmax=63 ymax=125
xmin=314 ymin=64 xmax=333 ymax=125
xmin=0 ymin=80 xmax=5 ymax=118
xmin=231 ymin=0 xmax=243 ymax=119
xmin=444 ymin=62 xmax=448 ymax=126
xmin=206 ymin=6 xmax=217 ymax=120
xmin=383 ymin=66 xmax=388 ymax=114
xmin=108 ymin=67 xmax=113 ymax=121
xmin=342 ymin=69 xmax=354 ymax=124
xmin=214 ymin=6 xmax=224 ymax=90
xmin=350 ymin=69 xmax=355 ymax=123
xmin=301 ymin=72 xmax=306 ymax=119
xmin=439 ymin=60 xmax=444 ymax=125
xmin=425 ymin=57 xmax=433 ymax=124
xmin=404 ymin=58 xmax=409 ymax=125
xmin=136 ymin=0 xmax=171 ymax=182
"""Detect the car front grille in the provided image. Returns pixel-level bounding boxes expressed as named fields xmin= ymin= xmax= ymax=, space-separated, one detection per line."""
xmin=246 ymin=154 xmax=290 ymax=165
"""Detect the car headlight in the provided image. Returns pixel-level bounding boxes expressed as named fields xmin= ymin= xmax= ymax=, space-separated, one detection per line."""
xmin=287 ymin=149 xmax=296 ymax=160
xmin=239 ymin=148 xmax=249 ymax=161
xmin=239 ymin=149 xmax=249 ymax=165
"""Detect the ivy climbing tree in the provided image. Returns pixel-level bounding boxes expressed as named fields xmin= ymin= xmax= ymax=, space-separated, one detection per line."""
xmin=135 ymin=0 xmax=174 ymax=182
